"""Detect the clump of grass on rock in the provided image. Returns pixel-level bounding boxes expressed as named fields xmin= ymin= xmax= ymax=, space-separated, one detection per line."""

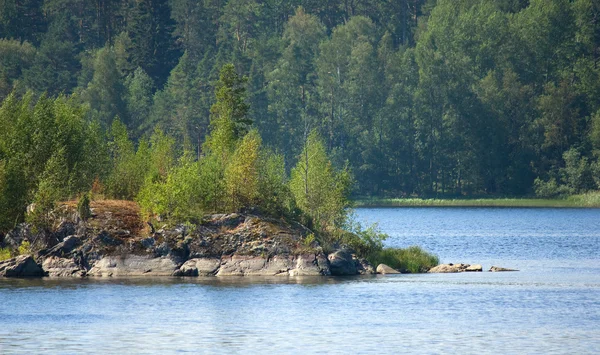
xmin=369 ymin=246 xmax=439 ymax=273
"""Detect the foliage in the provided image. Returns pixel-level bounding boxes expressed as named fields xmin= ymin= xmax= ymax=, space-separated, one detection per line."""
xmin=77 ymin=193 xmax=91 ymax=221
xmin=204 ymin=63 xmax=251 ymax=158
xmin=370 ymin=246 xmax=439 ymax=273
xmin=0 ymin=247 xmax=11 ymax=261
xmin=17 ymin=240 xmax=31 ymax=255
xmin=224 ymin=129 xmax=261 ymax=211
xmin=290 ymin=130 xmax=352 ymax=236
xmin=341 ymin=218 xmax=388 ymax=259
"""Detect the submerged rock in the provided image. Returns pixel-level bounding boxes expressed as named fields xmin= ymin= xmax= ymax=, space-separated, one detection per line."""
xmin=489 ymin=266 xmax=518 ymax=272
xmin=465 ymin=264 xmax=483 ymax=272
xmin=428 ymin=263 xmax=482 ymax=273
xmin=376 ymin=264 xmax=401 ymax=274
xmin=0 ymin=255 xmax=45 ymax=277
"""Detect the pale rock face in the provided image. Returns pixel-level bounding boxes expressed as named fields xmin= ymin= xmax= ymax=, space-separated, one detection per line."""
xmin=87 ymin=256 xmax=178 ymax=277
xmin=42 ymin=256 xmax=86 ymax=277
xmin=376 ymin=264 xmax=401 ymax=274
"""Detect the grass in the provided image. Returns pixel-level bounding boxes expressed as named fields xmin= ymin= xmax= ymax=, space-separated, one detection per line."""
xmin=369 ymin=246 xmax=439 ymax=273
xmin=354 ymin=192 xmax=600 ymax=208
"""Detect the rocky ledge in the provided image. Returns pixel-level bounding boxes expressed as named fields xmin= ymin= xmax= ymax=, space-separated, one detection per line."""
xmin=0 ymin=201 xmax=375 ymax=278
xmin=428 ymin=263 xmax=519 ymax=273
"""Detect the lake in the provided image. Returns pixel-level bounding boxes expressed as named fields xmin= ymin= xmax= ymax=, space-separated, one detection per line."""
xmin=1 ymin=207 xmax=599 ymax=354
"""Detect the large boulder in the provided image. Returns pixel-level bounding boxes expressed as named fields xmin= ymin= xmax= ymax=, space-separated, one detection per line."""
xmin=175 ymin=258 xmax=221 ymax=276
xmin=328 ymin=249 xmax=358 ymax=276
xmin=0 ymin=255 xmax=45 ymax=277
xmin=289 ymin=254 xmax=331 ymax=276
xmin=355 ymin=258 xmax=375 ymax=275
xmin=376 ymin=264 xmax=401 ymax=274
xmin=42 ymin=256 xmax=86 ymax=277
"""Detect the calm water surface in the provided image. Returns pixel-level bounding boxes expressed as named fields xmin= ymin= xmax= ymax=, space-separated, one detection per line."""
xmin=1 ymin=207 xmax=599 ymax=354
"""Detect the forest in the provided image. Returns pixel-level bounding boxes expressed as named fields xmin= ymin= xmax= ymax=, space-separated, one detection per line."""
xmin=1 ymin=0 xmax=600 ymax=213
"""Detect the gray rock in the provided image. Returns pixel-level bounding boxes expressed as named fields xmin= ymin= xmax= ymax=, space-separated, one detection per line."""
xmin=356 ymin=258 xmax=375 ymax=275
xmin=177 ymin=258 xmax=221 ymax=276
xmin=376 ymin=264 xmax=401 ymax=274
xmin=94 ymin=231 xmax=122 ymax=246
xmin=289 ymin=254 xmax=330 ymax=276
xmin=328 ymin=249 xmax=358 ymax=276
xmin=87 ymin=255 xmax=178 ymax=277
xmin=0 ymin=255 xmax=45 ymax=277
xmin=44 ymin=235 xmax=81 ymax=257
xmin=217 ymin=255 xmax=289 ymax=276
xmin=140 ymin=237 xmax=155 ymax=249
xmin=489 ymin=266 xmax=518 ymax=272
xmin=42 ymin=256 xmax=86 ymax=277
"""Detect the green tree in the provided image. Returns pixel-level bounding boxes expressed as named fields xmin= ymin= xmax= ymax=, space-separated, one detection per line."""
xmin=203 ymin=63 xmax=250 ymax=158
xmin=289 ymin=130 xmax=352 ymax=235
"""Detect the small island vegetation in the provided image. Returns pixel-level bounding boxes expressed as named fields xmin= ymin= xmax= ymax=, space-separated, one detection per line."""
xmin=0 ymin=64 xmax=434 ymax=273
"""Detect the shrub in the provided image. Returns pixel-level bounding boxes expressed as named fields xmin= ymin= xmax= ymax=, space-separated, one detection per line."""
xmin=341 ymin=218 xmax=387 ymax=259
xmin=0 ymin=247 xmax=11 ymax=261
xmin=77 ymin=193 xmax=92 ymax=221
xmin=370 ymin=246 xmax=439 ymax=273
xmin=17 ymin=240 xmax=30 ymax=255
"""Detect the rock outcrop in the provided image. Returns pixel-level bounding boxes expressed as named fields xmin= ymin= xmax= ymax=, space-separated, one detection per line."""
xmin=428 ymin=263 xmax=483 ymax=273
xmin=0 ymin=255 xmax=45 ymax=277
xmin=0 ymin=200 xmax=378 ymax=278
xmin=489 ymin=266 xmax=518 ymax=272
xmin=376 ymin=264 xmax=401 ymax=274
xmin=42 ymin=256 xmax=86 ymax=277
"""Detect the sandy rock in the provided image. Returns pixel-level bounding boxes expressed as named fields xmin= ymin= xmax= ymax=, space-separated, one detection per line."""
xmin=87 ymin=255 xmax=178 ymax=277
xmin=428 ymin=263 xmax=469 ymax=273
xmin=376 ymin=264 xmax=401 ymax=274
xmin=0 ymin=255 xmax=45 ymax=277
xmin=42 ymin=256 xmax=86 ymax=277
xmin=465 ymin=264 xmax=483 ymax=272
xmin=489 ymin=266 xmax=518 ymax=272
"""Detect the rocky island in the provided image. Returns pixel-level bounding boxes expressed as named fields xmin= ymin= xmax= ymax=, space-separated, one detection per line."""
xmin=0 ymin=200 xmax=376 ymax=278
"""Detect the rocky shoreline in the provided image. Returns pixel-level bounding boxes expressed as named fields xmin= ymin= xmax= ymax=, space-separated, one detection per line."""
xmin=0 ymin=201 xmax=518 ymax=278
xmin=0 ymin=201 xmax=377 ymax=278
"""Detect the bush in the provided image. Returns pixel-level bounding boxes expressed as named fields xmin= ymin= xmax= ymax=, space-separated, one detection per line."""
xmin=17 ymin=240 xmax=30 ymax=255
xmin=77 ymin=193 xmax=91 ymax=221
xmin=341 ymin=218 xmax=387 ymax=259
xmin=370 ymin=246 xmax=439 ymax=273
xmin=0 ymin=247 xmax=11 ymax=261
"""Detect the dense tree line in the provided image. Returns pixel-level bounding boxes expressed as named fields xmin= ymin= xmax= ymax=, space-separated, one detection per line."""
xmin=1 ymin=0 xmax=600 ymax=201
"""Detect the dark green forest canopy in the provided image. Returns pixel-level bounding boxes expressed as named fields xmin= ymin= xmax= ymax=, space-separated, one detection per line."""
xmin=1 ymin=0 xmax=600 ymax=199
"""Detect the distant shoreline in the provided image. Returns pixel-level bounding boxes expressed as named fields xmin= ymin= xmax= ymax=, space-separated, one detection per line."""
xmin=353 ymin=194 xmax=600 ymax=208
